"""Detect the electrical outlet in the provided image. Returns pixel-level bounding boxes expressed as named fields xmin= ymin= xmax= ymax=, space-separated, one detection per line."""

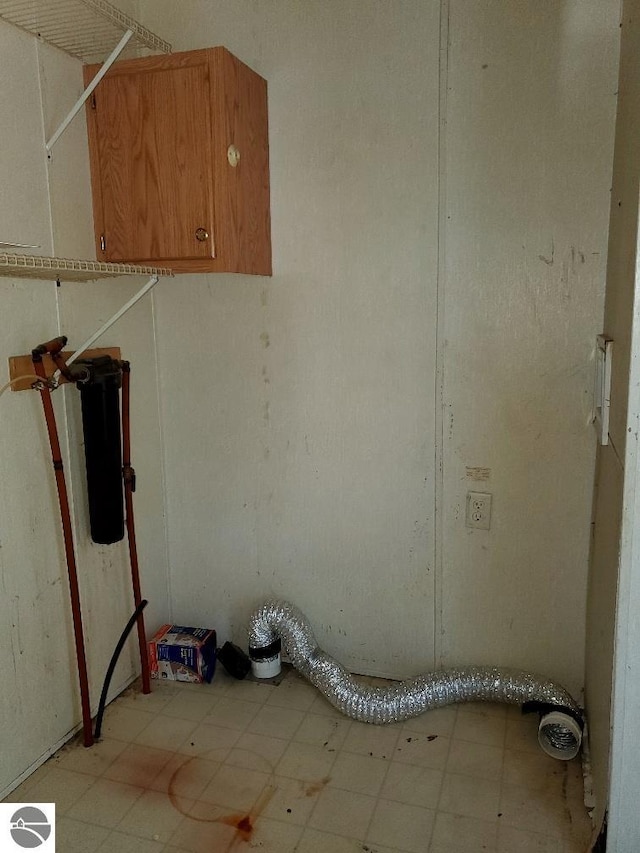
xmin=466 ymin=491 xmax=492 ymax=530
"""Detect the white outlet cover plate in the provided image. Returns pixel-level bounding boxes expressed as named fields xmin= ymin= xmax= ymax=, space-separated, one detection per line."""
xmin=466 ymin=491 xmax=492 ymax=530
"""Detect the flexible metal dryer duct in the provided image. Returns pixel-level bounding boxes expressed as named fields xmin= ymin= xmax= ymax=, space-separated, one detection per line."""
xmin=248 ymin=600 xmax=583 ymax=760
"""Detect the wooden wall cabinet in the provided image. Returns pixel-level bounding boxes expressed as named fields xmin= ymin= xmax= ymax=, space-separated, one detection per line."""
xmin=84 ymin=47 xmax=271 ymax=275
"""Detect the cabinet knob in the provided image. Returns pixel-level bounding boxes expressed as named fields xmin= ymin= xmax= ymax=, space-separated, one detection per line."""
xmin=227 ymin=144 xmax=241 ymax=168
xmin=195 ymin=227 xmax=209 ymax=242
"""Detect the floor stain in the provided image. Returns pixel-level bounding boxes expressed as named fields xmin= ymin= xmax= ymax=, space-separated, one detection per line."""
xmin=303 ymin=775 xmax=331 ymax=797
xmin=167 ymin=752 xmax=277 ymax=848
xmin=221 ymin=785 xmax=276 ymax=850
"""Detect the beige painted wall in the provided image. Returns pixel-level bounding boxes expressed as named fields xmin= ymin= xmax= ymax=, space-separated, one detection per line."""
xmin=440 ymin=1 xmax=619 ymax=695
xmin=140 ymin=0 xmax=441 ymax=678
xmin=0 ymin=21 xmax=169 ymax=795
xmin=139 ymin=0 xmax=618 ymax=697
xmin=0 ymin=0 xmax=622 ymax=798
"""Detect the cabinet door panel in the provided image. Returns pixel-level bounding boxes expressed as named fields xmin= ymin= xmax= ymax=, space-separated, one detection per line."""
xmin=95 ymin=63 xmax=215 ymax=262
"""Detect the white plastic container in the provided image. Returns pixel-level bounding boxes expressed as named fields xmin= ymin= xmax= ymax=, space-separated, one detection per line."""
xmin=249 ymin=638 xmax=282 ymax=678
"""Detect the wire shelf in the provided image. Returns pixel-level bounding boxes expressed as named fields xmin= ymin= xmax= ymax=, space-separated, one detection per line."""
xmin=0 ymin=0 xmax=171 ymax=62
xmin=0 ymin=252 xmax=173 ymax=281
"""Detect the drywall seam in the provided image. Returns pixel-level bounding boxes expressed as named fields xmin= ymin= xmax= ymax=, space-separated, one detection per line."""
xmin=434 ymin=0 xmax=450 ymax=669
xmin=150 ymin=287 xmax=174 ymax=624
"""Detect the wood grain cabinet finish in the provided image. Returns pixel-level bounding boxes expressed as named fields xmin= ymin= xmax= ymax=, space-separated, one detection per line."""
xmin=83 ymin=47 xmax=271 ymax=275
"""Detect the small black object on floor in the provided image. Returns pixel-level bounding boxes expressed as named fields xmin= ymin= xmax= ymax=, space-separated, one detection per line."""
xmin=217 ymin=642 xmax=251 ymax=680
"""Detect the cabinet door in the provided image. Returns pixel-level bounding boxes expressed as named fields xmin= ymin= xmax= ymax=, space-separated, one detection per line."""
xmin=91 ymin=57 xmax=215 ymax=263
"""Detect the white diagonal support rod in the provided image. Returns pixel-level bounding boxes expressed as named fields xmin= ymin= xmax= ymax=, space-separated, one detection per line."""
xmin=65 ymin=275 xmax=160 ymax=369
xmin=46 ymin=28 xmax=133 ymax=153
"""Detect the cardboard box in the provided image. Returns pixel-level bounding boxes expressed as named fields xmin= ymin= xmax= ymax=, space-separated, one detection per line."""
xmin=148 ymin=624 xmax=217 ymax=683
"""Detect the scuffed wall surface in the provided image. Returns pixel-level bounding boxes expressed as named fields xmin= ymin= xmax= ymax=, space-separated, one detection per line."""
xmin=0 ymin=0 xmax=620 ymax=798
xmin=142 ymin=0 xmax=440 ymax=678
xmin=139 ymin=0 xmax=618 ymax=698
xmin=440 ymin=1 xmax=619 ymax=696
xmin=0 ymin=16 xmax=169 ymax=795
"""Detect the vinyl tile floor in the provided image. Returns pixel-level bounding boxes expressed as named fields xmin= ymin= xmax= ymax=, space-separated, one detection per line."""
xmin=5 ymin=667 xmax=593 ymax=852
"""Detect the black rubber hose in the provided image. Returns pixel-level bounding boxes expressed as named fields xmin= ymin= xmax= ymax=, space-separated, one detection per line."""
xmin=94 ymin=599 xmax=149 ymax=740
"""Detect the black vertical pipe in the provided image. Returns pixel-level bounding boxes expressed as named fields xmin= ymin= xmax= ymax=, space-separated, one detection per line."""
xmin=77 ymin=356 xmax=124 ymax=545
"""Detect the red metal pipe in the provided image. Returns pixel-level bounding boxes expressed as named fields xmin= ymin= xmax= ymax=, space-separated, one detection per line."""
xmin=121 ymin=361 xmax=151 ymax=694
xmin=32 ymin=355 xmax=94 ymax=747
xmin=32 ymin=336 xmax=67 ymax=357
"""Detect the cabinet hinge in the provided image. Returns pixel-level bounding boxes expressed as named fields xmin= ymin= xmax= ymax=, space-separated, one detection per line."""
xmin=91 ymin=93 xmax=97 ymax=110
xmin=100 ymin=234 xmax=106 ymax=252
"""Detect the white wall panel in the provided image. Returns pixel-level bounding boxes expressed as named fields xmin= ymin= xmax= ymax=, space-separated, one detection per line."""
xmin=0 ymin=275 xmax=75 ymax=794
xmin=0 ymin=23 xmax=52 ymax=252
xmin=143 ymin=0 xmax=441 ymax=678
xmin=0 ymin=11 xmax=169 ymax=795
xmin=441 ymin=0 xmax=619 ymax=696
xmin=141 ymin=0 xmax=619 ymax=693
xmin=0 ymin=21 xmax=73 ymax=794
xmin=38 ymin=41 xmax=96 ymax=259
xmin=0 ymin=0 xmax=620 ymax=799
